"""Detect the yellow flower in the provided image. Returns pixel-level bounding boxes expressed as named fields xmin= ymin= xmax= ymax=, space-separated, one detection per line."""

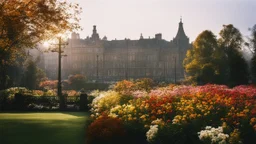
xmin=222 ymin=122 xmax=227 ymax=128
xmin=250 ymin=118 xmax=256 ymax=125
xmin=157 ymin=110 xmax=162 ymax=115
xmin=243 ymin=109 xmax=249 ymax=113
xmin=145 ymin=103 xmax=149 ymax=109
xmin=129 ymin=106 xmax=135 ymax=111
xmin=140 ymin=115 xmax=146 ymax=119
xmin=189 ymin=114 xmax=196 ymax=119
xmin=118 ymin=111 xmax=123 ymax=115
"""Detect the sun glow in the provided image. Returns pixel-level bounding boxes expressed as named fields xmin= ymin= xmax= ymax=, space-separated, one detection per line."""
xmin=43 ymin=41 xmax=50 ymax=47
xmin=42 ymin=32 xmax=70 ymax=48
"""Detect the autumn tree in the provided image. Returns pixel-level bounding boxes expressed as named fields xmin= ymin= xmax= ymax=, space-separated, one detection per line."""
xmin=183 ymin=30 xmax=224 ymax=85
xmin=219 ymin=24 xmax=249 ymax=86
xmin=39 ymin=79 xmax=58 ymax=90
xmin=68 ymin=74 xmax=86 ymax=90
xmin=0 ymin=0 xmax=81 ymax=89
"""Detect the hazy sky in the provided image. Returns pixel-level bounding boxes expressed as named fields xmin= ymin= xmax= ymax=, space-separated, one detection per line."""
xmin=67 ymin=0 xmax=256 ymax=42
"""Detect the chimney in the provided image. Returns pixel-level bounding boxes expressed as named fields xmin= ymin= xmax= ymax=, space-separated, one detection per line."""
xmin=155 ymin=33 xmax=162 ymax=40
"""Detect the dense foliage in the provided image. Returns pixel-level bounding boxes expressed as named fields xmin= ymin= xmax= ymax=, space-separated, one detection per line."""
xmin=184 ymin=25 xmax=249 ymax=86
xmin=86 ymin=115 xmax=126 ymax=144
xmin=22 ymin=59 xmax=46 ymax=89
xmin=247 ymin=24 xmax=256 ymax=83
xmin=114 ymin=78 xmax=154 ymax=94
xmin=0 ymin=0 xmax=81 ymax=89
xmin=183 ymin=30 xmax=222 ymax=84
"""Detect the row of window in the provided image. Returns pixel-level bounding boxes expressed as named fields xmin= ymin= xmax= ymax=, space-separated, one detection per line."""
xmin=78 ymin=68 xmax=181 ymax=77
xmin=70 ymin=62 xmax=179 ymax=69
xmin=67 ymin=55 xmax=179 ymax=62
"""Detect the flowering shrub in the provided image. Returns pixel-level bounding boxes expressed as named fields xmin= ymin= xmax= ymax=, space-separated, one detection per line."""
xmin=134 ymin=78 xmax=154 ymax=92
xmin=146 ymin=119 xmax=166 ymax=143
xmin=42 ymin=89 xmax=56 ymax=96
xmin=228 ymin=129 xmax=242 ymax=144
xmin=114 ymin=80 xmax=135 ymax=94
xmin=63 ymin=90 xmax=79 ymax=96
xmin=146 ymin=125 xmax=158 ymax=143
xmin=86 ymin=115 xmax=126 ymax=144
xmin=0 ymin=87 xmax=81 ymax=110
xmin=88 ymin=84 xmax=256 ymax=143
xmin=32 ymin=90 xmax=44 ymax=96
xmin=113 ymin=78 xmax=154 ymax=95
xmin=39 ymin=80 xmax=58 ymax=90
xmin=90 ymin=90 xmax=121 ymax=118
xmin=198 ymin=126 xmax=229 ymax=144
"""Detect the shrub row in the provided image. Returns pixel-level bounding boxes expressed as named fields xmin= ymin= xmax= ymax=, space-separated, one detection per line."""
xmin=0 ymin=93 xmax=82 ymax=111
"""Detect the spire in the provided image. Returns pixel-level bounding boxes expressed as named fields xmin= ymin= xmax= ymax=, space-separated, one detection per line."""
xmin=91 ymin=25 xmax=100 ymax=41
xmin=175 ymin=17 xmax=187 ymax=39
xmin=93 ymin=25 xmax=97 ymax=34
xmin=140 ymin=33 xmax=143 ymax=39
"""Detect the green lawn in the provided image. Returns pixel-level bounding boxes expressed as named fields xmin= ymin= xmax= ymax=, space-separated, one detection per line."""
xmin=0 ymin=112 xmax=89 ymax=144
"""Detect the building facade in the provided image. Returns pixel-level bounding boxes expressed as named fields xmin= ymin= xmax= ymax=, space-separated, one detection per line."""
xmin=43 ymin=19 xmax=190 ymax=82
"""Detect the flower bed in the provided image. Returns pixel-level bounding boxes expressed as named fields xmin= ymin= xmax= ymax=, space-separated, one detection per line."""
xmin=88 ymin=84 xmax=256 ymax=144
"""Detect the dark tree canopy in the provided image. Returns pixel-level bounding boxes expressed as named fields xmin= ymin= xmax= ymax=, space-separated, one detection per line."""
xmin=247 ymin=24 xmax=256 ymax=83
xmin=218 ymin=24 xmax=249 ymax=86
xmin=184 ymin=25 xmax=249 ymax=86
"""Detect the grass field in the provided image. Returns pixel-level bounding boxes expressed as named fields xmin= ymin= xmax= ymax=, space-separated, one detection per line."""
xmin=0 ymin=112 xmax=89 ymax=144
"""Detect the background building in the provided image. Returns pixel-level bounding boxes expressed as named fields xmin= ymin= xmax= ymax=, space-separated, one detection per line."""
xmin=43 ymin=19 xmax=190 ymax=82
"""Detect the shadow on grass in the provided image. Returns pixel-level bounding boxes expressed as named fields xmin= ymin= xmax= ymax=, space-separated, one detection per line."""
xmin=61 ymin=111 xmax=89 ymax=117
xmin=0 ymin=112 xmax=89 ymax=144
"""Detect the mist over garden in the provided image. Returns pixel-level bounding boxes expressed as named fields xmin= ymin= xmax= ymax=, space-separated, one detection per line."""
xmin=0 ymin=0 xmax=256 ymax=144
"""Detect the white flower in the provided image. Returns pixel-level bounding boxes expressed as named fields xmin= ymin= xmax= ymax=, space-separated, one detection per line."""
xmin=198 ymin=126 xmax=229 ymax=144
xmin=151 ymin=118 xmax=165 ymax=126
xmin=205 ymin=126 xmax=212 ymax=130
xmin=146 ymin=125 xmax=158 ymax=143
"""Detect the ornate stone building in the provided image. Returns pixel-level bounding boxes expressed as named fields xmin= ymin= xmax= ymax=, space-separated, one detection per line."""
xmin=43 ymin=19 xmax=190 ymax=82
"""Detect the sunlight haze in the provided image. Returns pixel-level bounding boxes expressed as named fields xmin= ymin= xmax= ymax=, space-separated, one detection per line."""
xmin=67 ymin=0 xmax=255 ymax=42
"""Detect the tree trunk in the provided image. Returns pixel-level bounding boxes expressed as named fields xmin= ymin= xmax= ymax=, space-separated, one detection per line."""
xmin=0 ymin=62 xmax=7 ymax=90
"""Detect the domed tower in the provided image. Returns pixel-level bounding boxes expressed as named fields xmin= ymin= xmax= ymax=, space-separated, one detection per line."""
xmin=173 ymin=18 xmax=190 ymax=79
xmin=91 ymin=25 xmax=100 ymax=41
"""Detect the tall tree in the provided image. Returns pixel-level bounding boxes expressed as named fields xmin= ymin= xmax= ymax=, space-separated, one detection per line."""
xmin=246 ymin=24 xmax=256 ymax=83
xmin=23 ymin=60 xmax=37 ymax=89
xmin=22 ymin=59 xmax=46 ymax=90
xmin=184 ymin=30 xmax=224 ymax=85
xmin=0 ymin=0 xmax=81 ymax=89
xmin=219 ymin=24 xmax=249 ymax=86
